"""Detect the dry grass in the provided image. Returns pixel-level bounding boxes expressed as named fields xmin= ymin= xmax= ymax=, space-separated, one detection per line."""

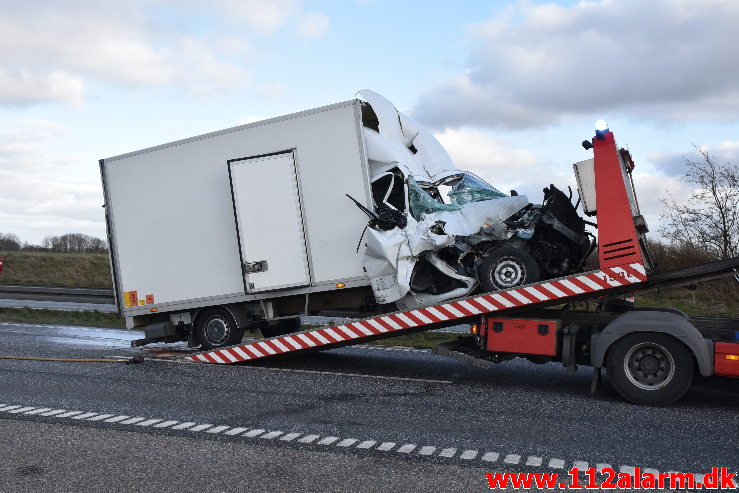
xmin=0 ymin=307 xmax=125 ymax=329
xmin=0 ymin=251 xmax=112 ymax=288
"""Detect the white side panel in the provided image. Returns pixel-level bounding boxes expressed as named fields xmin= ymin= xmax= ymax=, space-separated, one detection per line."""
xmin=231 ymin=152 xmax=309 ymax=291
xmin=104 ymin=101 xmax=371 ymax=308
xmin=573 ymin=158 xmax=596 ymax=215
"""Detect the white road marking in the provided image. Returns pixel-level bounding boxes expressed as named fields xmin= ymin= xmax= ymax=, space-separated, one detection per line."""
xmin=40 ymin=409 xmax=68 ymax=417
xmin=482 ymin=452 xmax=500 ymax=462
xmin=242 ymin=429 xmax=266 ymax=438
xmin=3 ymin=399 xmax=688 ymax=478
xmin=460 ymin=450 xmax=478 ymax=460
xmin=224 ymin=427 xmax=249 ymax=436
xmin=153 ymin=420 xmax=179 ymax=428
xmin=57 ymin=411 xmax=84 ymax=418
xmin=279 ymin=433 xmax=301 ymax=442
xmin=24 ymin=408 xmax=52 ymax=415
xmin=317 ymin=436 xmax=339 ymax=445
xmin=526 ymin=456 xmax=543 ymax=466
xmin=439 ymin=448 xmax=457 ymax=458
xmin=504 ymin=454 xmax=521 ymax=464
xmin=418 ymin=446 xmax=436 ymax=456
xmin=204 ymin=425 xmax=229 ymax=434
xmin=549 ymin=458 xmax=565 ymax=469
xmin=8 ymin=406 xmax=36 ymax=414
xmin=170 ymin=422 xmax=196 ymax=430
xmin=136 ymin=419 xmax=162 ymax=427
xmin=260 ymin=431 xmax=284 ymax=440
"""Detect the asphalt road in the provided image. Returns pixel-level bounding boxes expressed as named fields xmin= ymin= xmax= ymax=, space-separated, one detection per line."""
xmin=1 ymin=321 xmax=737 ymax=492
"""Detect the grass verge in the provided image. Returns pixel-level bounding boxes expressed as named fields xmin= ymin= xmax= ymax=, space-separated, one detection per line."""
xmin=0 ymin=307 xmax=125 ymax=329
xmin=0 ymin=251 xmax=112 ymax=288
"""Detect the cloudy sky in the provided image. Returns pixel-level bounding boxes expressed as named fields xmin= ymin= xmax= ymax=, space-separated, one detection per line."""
xmin=1 ymin=0 xmax=738 ymax=244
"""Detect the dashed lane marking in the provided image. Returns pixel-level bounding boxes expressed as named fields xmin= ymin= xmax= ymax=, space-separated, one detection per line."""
xmin=0 ymin=402 xmax=698 ymax=476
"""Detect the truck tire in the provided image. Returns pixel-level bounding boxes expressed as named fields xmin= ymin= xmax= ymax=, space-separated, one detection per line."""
xmin=478 ymin=246 xmax=540 ymax=292
xmin=607 ymin=332 xmax=694 ymax=406
xmin=260 ymin=317 xmax=301 ymax=338
xmin=194 ymin=307 xmax=244 ymax=350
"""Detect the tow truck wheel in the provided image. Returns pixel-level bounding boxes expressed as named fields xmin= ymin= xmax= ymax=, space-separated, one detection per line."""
xmin=478 ymin=246 xmax=540 ymax=292
xmin=194 ymin=307 xmax=244 ymax=350
xmin=607 ymin=333 xmax=694 ymax=406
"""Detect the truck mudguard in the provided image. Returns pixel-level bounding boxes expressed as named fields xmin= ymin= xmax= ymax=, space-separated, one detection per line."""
xmin=591 ymin=309 xmax=714 ymax=376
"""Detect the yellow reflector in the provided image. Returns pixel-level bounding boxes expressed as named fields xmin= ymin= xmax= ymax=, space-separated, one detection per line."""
xmin=335 ymin=282 xmax=345 ymax=288
xmin=726 ymin=354 xmax=739 ymax=361
xmin=150 ymin=308 xmax=158 ymax=312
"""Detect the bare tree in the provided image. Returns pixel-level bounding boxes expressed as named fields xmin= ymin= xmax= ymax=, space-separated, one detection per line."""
xmin=660 ymin=147 xmax=739 ymax=259
xmin=0 ymin=233 xmax=21 ymax=251
xmin=42 ymin=233 xmax=108 ymax=253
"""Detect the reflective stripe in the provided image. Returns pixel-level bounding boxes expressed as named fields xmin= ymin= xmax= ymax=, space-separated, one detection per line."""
xmin=491 ymin=294 xmax=515 ymax=308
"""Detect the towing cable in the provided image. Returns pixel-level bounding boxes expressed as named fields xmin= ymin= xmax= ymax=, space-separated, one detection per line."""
xmin=0 ymin=355 xmax=144 ymax=364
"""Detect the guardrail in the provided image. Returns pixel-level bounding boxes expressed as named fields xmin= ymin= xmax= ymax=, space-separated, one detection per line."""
xmin=0 ymin=285 xmax=115 ymax=305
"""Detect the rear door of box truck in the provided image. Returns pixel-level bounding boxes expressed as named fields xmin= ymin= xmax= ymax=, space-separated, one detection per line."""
xmin=229 ymin=151 xmax=310 ymax=292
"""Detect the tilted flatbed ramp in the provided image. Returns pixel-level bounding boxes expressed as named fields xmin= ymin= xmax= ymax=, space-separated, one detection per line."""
xmin=188 ymin=257 xmax=739 ymax=364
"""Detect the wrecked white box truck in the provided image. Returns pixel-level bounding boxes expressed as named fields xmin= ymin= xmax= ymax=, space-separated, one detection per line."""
xmin=101 ymin=90 xmax=592 ymax=349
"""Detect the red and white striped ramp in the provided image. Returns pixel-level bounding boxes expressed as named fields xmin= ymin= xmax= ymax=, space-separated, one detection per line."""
xmin=189 ymin=263 xmax=647 ymax=364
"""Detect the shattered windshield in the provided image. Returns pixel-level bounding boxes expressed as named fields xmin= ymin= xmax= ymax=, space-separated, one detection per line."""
xmin=407 ymin=176 xmax=461 ymax=220
xmin=447 ymin=174 xmax=507 ymax=205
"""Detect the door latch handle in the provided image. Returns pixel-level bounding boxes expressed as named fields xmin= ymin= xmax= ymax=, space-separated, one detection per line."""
xmin=244 ymin=260 xmax=268 ymax=273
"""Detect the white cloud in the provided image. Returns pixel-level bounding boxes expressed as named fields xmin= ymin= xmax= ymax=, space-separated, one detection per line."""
xmin=0 ymin=1 xmax=322 ymax=108
xmin=648 ymin=140 xmax=739 ymax=177
xmin=0 ymin=70 xmax=85 ymax=107
xmin=206 ymin=0 xmax=300 ymax=34
xmin=0 ymin=120 xmax=105 ymax=243
xmin=434 ymin=128 xmax=568 ymax=199
xmin=257 ymin=82 xmax=285 ymax=100
xmin=414 ymin=0 xmax=739 ymax=129
xmin=294 ymin=12 xmax=330 ymax=39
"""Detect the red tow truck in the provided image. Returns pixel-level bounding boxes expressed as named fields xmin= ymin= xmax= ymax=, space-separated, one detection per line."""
xmin=188 ymin=126 xmax=739 ymax=406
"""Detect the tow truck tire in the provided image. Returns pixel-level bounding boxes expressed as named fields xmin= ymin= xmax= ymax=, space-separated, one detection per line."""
xmin=478 ymin=246 xmax=540 ymax=292
xmin=607 ymin=332 xmax=694 ymax=406
xmin=194 ymin=307 xmax=244 ymax=350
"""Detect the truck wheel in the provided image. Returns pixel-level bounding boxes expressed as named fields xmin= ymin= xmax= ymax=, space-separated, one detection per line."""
xmin=260 ymin=317 xmax=301 ymax=338
xmin=478 ymin=246 xmax=540 ymax=292
xmin=194 ymin=308 xmax=244 ymax=350
xmin=607 ymin=333 xmax=694 ymax=406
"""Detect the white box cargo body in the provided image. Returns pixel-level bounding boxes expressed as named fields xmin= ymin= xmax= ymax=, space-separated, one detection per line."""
xmin=101 ymin=100 xmax=373 ymax=319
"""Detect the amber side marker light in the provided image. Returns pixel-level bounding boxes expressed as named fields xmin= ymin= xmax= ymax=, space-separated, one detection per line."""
xmin=726 ymin=354 xmax=739 ymax=361
xmin=150 ymin=308 xmax=158 ymax=312
xmin=470 ymin=324 xmax=479 ymax=335
xmin=335 ymin=282 xmax=345 ymax=288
